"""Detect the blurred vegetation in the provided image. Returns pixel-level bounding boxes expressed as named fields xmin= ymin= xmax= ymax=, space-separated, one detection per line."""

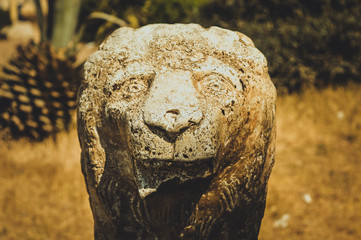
xmin=33 ymin=0 xmax=82 ymax=48
xmin=0 ymin=9 xmax=10 ymax=31
xmin=81 ymin=0 xmax=361 ymax=93
xmin=205 ymin=0 xmax=361 ymax=93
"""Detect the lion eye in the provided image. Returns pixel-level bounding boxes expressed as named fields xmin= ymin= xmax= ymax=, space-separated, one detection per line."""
xmin=112 ymin=77 xmax=150 ymax=99
xmin=197 ymin=75 xmax=233 ymax=97
xmin=127 ymin=78 xmax=148 ymax=93
xmin=206 ymin=80 xmax=223 ymax=92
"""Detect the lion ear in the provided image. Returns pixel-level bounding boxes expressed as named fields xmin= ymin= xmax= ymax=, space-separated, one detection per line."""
xmin=77 ymin=85 xmax=106 ymax=187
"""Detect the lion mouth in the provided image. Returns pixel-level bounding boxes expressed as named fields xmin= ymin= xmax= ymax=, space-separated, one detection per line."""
xmin=134 ymin=157 xmax=214 ymax=198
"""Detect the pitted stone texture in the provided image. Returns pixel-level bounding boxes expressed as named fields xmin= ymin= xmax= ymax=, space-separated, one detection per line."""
xmin=78 ymin=23 xmax=276 ymax=240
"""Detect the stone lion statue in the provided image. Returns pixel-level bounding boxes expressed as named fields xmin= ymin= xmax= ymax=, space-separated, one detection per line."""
xmin=78 ymin=24 xmax=276 ymax=240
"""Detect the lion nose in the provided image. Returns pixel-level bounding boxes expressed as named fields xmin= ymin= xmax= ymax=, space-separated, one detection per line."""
xmin=143 ymin=104 xmax=203 ymax=140
xmin=142 ymin=70 xmax=203 ymax=140
xmin=162 ymin=108 xmax=199 ymax=132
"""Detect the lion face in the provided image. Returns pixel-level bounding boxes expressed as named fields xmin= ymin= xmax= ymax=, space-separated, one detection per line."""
xmin=101 ymin=54 xmax=247 ymax=197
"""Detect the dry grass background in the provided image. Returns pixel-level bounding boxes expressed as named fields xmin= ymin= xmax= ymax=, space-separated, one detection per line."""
xmin=0 ymin=84 xmax=360 ymax=239
xmin=260 ymin=84 xmax=361 ymax=239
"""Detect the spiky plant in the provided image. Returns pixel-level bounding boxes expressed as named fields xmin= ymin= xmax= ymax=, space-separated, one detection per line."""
xmin=0 ymin=41 xmax=80 ymax=140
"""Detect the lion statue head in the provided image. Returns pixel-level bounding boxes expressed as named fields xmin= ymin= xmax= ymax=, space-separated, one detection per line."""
xmin=78 ymin=24 xmax=276 ymax=240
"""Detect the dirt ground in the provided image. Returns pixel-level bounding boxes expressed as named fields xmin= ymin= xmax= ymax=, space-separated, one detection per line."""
xmin=1 ymin=40 xmax=360 ymax=239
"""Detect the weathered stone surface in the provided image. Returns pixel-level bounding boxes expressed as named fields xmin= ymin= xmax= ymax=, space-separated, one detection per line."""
xmin=77 ymin=23 xmax=276 ymax=240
